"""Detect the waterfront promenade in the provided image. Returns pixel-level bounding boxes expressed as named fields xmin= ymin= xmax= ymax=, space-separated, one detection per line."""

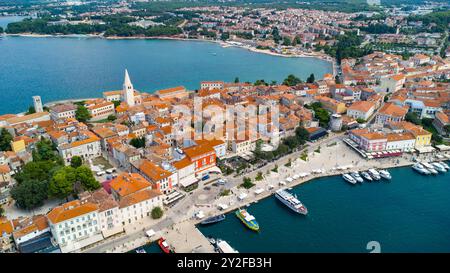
xmin=81 ymin=132 xmax=447 ymax=253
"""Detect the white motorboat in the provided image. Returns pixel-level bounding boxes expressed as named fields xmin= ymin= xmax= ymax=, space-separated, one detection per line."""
xmin=361 ymin=171 xmax=373 ymax=181
xmin=379 ymin=169 xmax=392 ymax=180
xmin=412 ymin=163 xmax=430 ymax=175
xmin=350 ymin=171 xmax=364 ymax=183
xmin=368 ymin=169 xmax=381 ymax=180
xmin=432 ymin=162 xmax=446 ymax=173
xmin=342 ymin=173 xmax=357 ymax=184
xmin=439 ymin=161 xmax=449 ymax=170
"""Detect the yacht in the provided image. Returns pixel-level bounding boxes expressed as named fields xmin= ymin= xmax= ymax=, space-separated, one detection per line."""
xmin=421 ymin=162 xmax=437 ymax=174
xmin=368 ymin=169 xmax=381 ymax=180
xmin=350 ymin=171 xmax=364 ymax=183
xmin=412 ymin=163 xmax=430 ymax=175
xmin=439 ymin=161 xmax=449 ymax=170
xmin=432 ymin=162 xmax=447 ymax=173
xmin=275 ymin=189 xmax=308 ymax=215
xmin=342 ymin=173 xmax=357 ymax=184
xmin=361 ymin=171 xmax=373 ymax=181
xmin=379 ymin=169 xmax=392 ymax=180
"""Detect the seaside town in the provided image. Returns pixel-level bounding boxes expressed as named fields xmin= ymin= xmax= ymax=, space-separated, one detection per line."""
xmin=0 ymin=0 xmax=450 ymax=254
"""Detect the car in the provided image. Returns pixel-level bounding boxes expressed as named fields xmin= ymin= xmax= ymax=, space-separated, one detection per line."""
xmin=96 ymin=171 xmax=106 ymax=176
xmin=216 ymin=179 xmax=227 ymax=185
xmin=204 ymin=186 xmax=211 ymax=190
xmin=201 ymin=175 xmax=210 ymax=181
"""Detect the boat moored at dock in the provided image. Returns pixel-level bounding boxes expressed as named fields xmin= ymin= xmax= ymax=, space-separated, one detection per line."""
xmin=368 ymin=169 xmax=381 ymax=180
xmin=421 ymin=162 xmax=438 ymax=174
xmin=342 ymin=173 xmax=357 ymax=184
xmin=215 ymin=239 xmax=239 ymax=253
xmin=201 ymin=214 xmax=226 ymax=225
xmin=350 ymin=171 xmax=364 ymax=183
xmin=412 ymin=163 xmax=430 ymax=175
xmin=431 ymin=162 xmax=447 ymax=173
xmin=157 ymin=237 xmax=174 ymax=253
xmin=361 ymin=171 xmax=373 ymax=181
xmin=379 ymin=169 xmax=392 ymax=180
xmin=235 ymin=209 xmax=260 ymax=232
xmin=275 ymin=189 xmax=308 ymax=215
xmin=439 ymin=161 xmax=449 ymax=170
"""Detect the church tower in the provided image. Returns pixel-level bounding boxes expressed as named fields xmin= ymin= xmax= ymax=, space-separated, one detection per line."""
xmin=123 ymin=69 xmax=135 ymax=107
xmin=32 ymin=96 xmax=43 ymax=113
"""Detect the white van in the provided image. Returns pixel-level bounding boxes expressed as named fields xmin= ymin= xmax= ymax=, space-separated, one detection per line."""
xmin=96 ymin=171 xmax=106 ymax=176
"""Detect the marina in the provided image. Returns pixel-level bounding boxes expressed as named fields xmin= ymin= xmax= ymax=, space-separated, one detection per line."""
xmin=199 ymin=164 xmax=450 ymax=253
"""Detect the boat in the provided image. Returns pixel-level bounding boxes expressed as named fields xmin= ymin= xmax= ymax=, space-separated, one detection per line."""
xmin=157 ymin=237 xmax=174 ymax=253
xmin=136 ymin=249 xmax=146 ymax=253
xmin=432 ymin=162 xmax=447 ymax=172
xmin=342 ymin=173 xmax=357 ymax=184
xmin=421 ymin=162 xmax=438 ymax=174
xmin=275 ymin=189 xmax=308 ymax=215
xmin=215 ymin=239 xmax=239 ymax=253
xmin=368 ymin=169 xmax=381 ymax=180
xmin=350 ymin=171 xmax=364 ymax=183
xmin=207 ymin=237 xmax=216 ymax=245
xmin=361 ymin=171 xmax=373 ymax=181
xmin=379 ymin=169 xmax=392 ymax=180
xmin=412 ymin=163 xmax=430 ymax=175
xmin=439 ymin=161 xmax=450 ymax=170
xmin=200 ymin=214 xmax=226 ymax=225
xmin=235 ymin=209 xmax=259 ymax=232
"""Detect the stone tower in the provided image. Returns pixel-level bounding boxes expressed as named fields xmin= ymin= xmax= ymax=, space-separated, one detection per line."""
xmin=32 ymin=96 xmax=43 ymax=113
xmin=123 ymin=69 xmax=135 ymax=107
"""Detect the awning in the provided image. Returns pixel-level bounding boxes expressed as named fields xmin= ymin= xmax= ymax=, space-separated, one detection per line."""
xmin=179 ymin=175 xmax=199 ymax=188
xmin=416 ymin=146 xmax=436 ymax=154
xmin=207 ymin=166 xmax=222 ymax=175
xmin=435 ymin=145 xmax=450 ymax=151
xmin=145 ymin=229 xmax=155 ymax=237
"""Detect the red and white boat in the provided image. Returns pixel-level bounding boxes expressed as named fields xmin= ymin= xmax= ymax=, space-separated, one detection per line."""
xmin=157 ymin=237 xmax=173 ymax=253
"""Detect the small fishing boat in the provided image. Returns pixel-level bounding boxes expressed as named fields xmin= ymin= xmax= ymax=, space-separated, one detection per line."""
xmin=200 ymin=214 xmax=226 ymax=225
xmin=157 ymin=237 xmax=174 ymax=253
xmin=235 ymin=209 xmax=259 ymax=232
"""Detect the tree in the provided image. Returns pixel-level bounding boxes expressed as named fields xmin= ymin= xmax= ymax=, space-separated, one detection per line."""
xmin=48 ymin=167 xmax=76 ymax=199
xmin=444 ymin=124 xmax=450 ymax=135
xmin=356 ymin=118 xmax=366 ymax=124
xmin=283 ymin=74 xmax=302 ymax=86
xmin=107 ymin=114 xmax=117 ymax=121
xmin=130 ymin=137 xmax=145 ymax=149
xmin=335 ymin=75 xmax=342 ymax=84
xmin=307 ymin=73 xmax=315 ymax=83
xmin=0 ymin=205 xmax=4 ymax=217
xmin=76 ymin=166 xmax=101 ymax=191
xmin=405 ymin=112 xmax=421 ymax=125
xmin=33 ymin=138 xmax=60 ymax=162
xmin=295 ymin=126 xmax=310 ymax=144
xmin=75 ymin=105 xmax=91 ymax=122
xmin=254 ymin=79 xmax=268 ymax=86
xmin=151 ymin=206 xmax=164 ymax=219
xmin=11 ymin=179 xmax=48 ymax=210
xmin=255 ymin=172 xmax=263 ymax=181
xmin=26 ymin=106 xmax=36 ymax=115
xmin=112 ymin=101 xmax=121 ymax=108
xmin=283 ymin=36 xmax=291 ymax=46
xmin=240 ymin=177 xmax=255 ymax=189
xmin=234 ymin=77 xmax=240 ymax=83
xmin=70 ymin=156 xmax=82 ymax=168
xmin=0 ymin=26 xmax=3 ymax=34
xmin=0 ymin=128 xmax=13 ymax=151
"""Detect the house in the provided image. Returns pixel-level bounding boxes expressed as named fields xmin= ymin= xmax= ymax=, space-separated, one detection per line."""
xmin=118 ymin=188 xmax=163 ymax=226
xmin=49 ymin=104 xmax=77 ymax=121
xmin=346 ymin=101 xmax=376 ymax=121
xmin=173 ymin=157 xmax=197 ymax=189
xmin=85 ymin=101 xmax=115 ymax=121
xmin=57 ymin=130 xmax=102 ymax=165
xmin=200 ymin=81 xmax=224 ymax=90
xmin=349 ymin=129 xmax=387 ymax=152
xmin=182 ymin=142 xmax=217 ymax=178
xmin=379 ymin=74 xmax=405 ymax=93
xmin=132 ymin=159 xmax=176 ymax=194
xmin=12 ymin=215 xmax=53 ymax=253
xmin=306 ymin=127 xmax=328 ymax=141
xmin=386 ymin=132 xmax=415 ymax=151
xmin=0 ymin=218 xmax=13 ymax=252
xmin=388 ymin=121 xmax=432 ymax=149
xmin=375 ymin=103 xmax=408 ymax=125
xmin=315 ymin=96 xmax=346 ymax=114
xmin=109 ymin=172 xmax=152 ymax=200
xmin=195 ymin=139 xmax=227 ymax=159
xmin=155 ymin=86 xmax=189 ymax=100
xmin=433 ymin=111 xmax=450 ymax=137
xmin=47 ymin=200 xmax=103 ymax=253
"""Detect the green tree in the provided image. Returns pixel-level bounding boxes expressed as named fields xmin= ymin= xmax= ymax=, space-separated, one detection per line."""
xmin=356 ymin=118 xmax=366 ymax=124
xmin=49 ymin=167 xmax=76 ymax=199
xmin=151 ymin=206 xmax=164 ymax=219
xmin=0 ymin=128 xmax=13 ymax=151
xmin=75 ymin=105 xmax=91 ymax=122
xmin=405 ymin=112 xmax=421 ymax=125
xmin=32 ymin=138 xmax=60 ymax=162
xmin=295 ymin=126 xmax=310 ymax=144
xmin=26 ymin=106 xmax=36 ymax=115
xmin=307 ymin=73 xmax=315 ymax=84
xmin=254 ymin=79 xmax=268 ymax=86
xmin=76 ymin=166 xmax=101 ymax=191
xmin=113 ymin=101 xmax=121 ymax=108
xmin=283 ymin=36 xmax=291 ymax=46
xmin=70 ymin=156 xmax=83 ymax=168
xmin=240 ymin=177 xmax=255 ymax=189
xmin=335 ymin=75 xmax=342 ymax=84
xmin=234 ymin=77 xmax=240 ymax=83
xmin=130 ymin=137 xmax=145 ymax=148
xmin=283 ymin=74 xmax=302 ymax=86
xmin=255 ymin=172 xmax=263 ymax=181
xmin=107 ymin=114 xmax=117 ymax=121
xmin=11 ymin=179 xmax=49 ymax=210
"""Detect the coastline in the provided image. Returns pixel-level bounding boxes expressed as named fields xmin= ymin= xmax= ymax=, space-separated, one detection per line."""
xmin=3 ymin=32 xmax=336 ymax=73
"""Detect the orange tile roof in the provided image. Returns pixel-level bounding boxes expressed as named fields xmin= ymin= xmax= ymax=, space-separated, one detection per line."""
xmin=183 ymin=143 xmax=215 ymax=160
xmin=0 ymin=218 xmax=13 ymax=234
xmin=378 ymin=103 xmax=408 ymax=117
xmin=387 ymin=132 xmax=415 ymax=141
xmin=173 ymin=157 xmax=193 ymax=170
xmin=110 ymin=172 xmax=152 ymax=197
xmin=156 ymin=86 xmax=186 ymax=95
xmin=0 ymin=164 xmax=11 ymax=174
xmin=47 ymin=200 xmax=98 ymax=224
xmin=348 ymin=101 xmax=375 ymax=113
xmin=138 ymin=160 xmax=172 ymax=182
xmin=118 ymin=189 xmax=162 ymax=208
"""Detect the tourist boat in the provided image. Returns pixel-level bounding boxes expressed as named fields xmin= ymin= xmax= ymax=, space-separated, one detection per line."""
xmin=361 ymin=171 xmax=373 ymax=181
xmin=342 ymin=173 xmax=357 ymax=184
xmin=275 ymin=189 xmax=308 ymax=215
xmin=235 ymin=209 xmax=260 ymax=232
xmin=200 ymin=214 xmax=226 ymax=225
xmin=136 ymin=249 xmax=146 ymax=253
xmin=412 ymin=163 xmax=430 ymax=175
xmin=350 ymin=171 xmax=364 ymax=183
xmin=157 ymin=237 xmax=173 ymax=253
xmin=421 ymin=162 xmax=438 ymax=174
xmin=432 ymin=162 xmax=447 ymax=173
xmin=368 ymin=169 xmax=381 ymax=180
xmin=379 ymin=169 xmax=392 ymax=180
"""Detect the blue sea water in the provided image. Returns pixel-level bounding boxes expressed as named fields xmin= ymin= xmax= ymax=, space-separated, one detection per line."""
xmin=0 ymin=36 xmax=332 ymax=114
xmin=198 ymin=166 xmax=450 ymax=253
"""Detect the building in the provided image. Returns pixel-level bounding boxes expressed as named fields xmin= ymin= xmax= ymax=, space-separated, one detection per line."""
xmin=103 ymin=90 xmax=122 ymax=102
xmin=32 ymin=96 xmax=43 ymax=113
xmin=50 ymin=104 xmax=78 ymax=121
xmin=386 ymin=132 xmax=415 ymax=151
xmin=118 ymin=188 xmax=163 ymax=226
xmin=375 ymin=103 xmax=408 ymax=125
xmin=349 ymin=129 xmax=387 ymax=152
xmin=379 ymin=74 xmax=406 ymax=93
xmin=123 ymin=69 xmax=135 ymax=107
xmin=57 ymin=130 xmax=102 ymax=164
xmin=0 ymin=218 xmax=13 ymax=252
xmin=433 ymin=111 xmax=450 ymax=137
xmin=86 ymin=101 xmax=115 ymax=121
xmin=4 ymin=112 xmax=50 ymax=127
xmin=315 ymin=96 xmax=346 ymax=114
xmin=132 ymin=159 xmax=176 ymax=194
xmin=200 ymin=81 xmax=224 ymax=90
xmin=346 ymin=101 xmax=376 ymax=121
xmin=173 ymin=157 xmax=197 ymax=189
xmin=329 ymin=114 xmax=343 ymax=132
xmin=47 ymin=200 xmax=103 ymax=253
xmin=183 ymin=143 xmax=217 ymax=178
xmin=109 ymin=172 xmax=152 ymax=200
xmin=12 ymin=215 xmax=52 ymax=253
xmin=155 ymin=86 xmax=189 ymax=100
xmin=306 ymin=127 xmax=329 ymax=141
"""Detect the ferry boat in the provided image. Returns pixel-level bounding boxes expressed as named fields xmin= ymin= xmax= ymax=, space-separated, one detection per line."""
xmin=379 ymin=169 xmax=392 ymax=180
xmin=361 ymin=171 xmax=373 ymax=181
xmin=412 ymin=163 xmax=430 ymax=175
xmin=368 ymin=169 xmax=381 ymax=180
xmin=342 ymin=173 xmax=357 ymax=184
xmin=275 ymin=189 xmax=308 ymax=215
xmin=235 ymin=209 xmax=260 ymax=232
xmin=431 ymin=162 xmax=447 ymax=172
xmin=157 ymin=237 xmax=174 ymax=253
xmin=200 ymin=214 xmax=226 ymax=225
xmin=350 ymin=171 xmax=364 ymax=183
